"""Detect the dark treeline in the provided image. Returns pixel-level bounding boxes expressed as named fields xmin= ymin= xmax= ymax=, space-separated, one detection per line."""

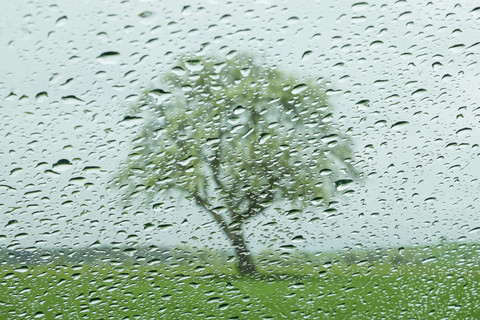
xmin=1 ymin=242 xmax=479 ymax=269
xmin=0 ymin=246 xmax=172 ymax=266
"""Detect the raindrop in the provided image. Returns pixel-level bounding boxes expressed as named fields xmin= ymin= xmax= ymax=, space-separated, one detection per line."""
xmin=391 ymin=121 xmax=409 ymax=131
xmin=52 ymin=159 xmax=72 ymax=171
xmin=468 ymin=227 xmax=480 ymax=234
xmin=149 ymin=88 xmax=170 ymax=96
xmin=139 ymin=11 xmax=153 ymax=18
xmin=184 ymin=59 xmax=204 ymax=72
xmin=292 ymin=84 xmax=308 ymax=94
xmin=335 ymin=179 xmax=353 ymax=191
xmin=292 ymin=235 xmax=306 ymax=243
xmin=240 ymin=68 xmax=251 ymax=77
xmin=89 ymin=298 xmax=102 ymax=305
xmin=35 ymin=91 xmax=48 ymax=101
xmin=319 ymin=169 xmax=332 ymax=176
xmin=6 ymin=220 xmax=19 ymax=228
xmin=55 ymin=16 xmax=67 ymax=26
xmin=61 ymin=95 xmax=84 ymax=103
xmin=120 ymin=115 xmax=143 ymax=125
xmin=301 ymin=50 xmax=312 ymax=61
xmin=411 ymin=88 xmax=426 ymax=97
xmin=96 ymin=51 xmax=120 ymax=64
xmin=171 ymin=66 xmax=186 ymax=76
xmin=233 ymin=106 xmax=245 ymax=115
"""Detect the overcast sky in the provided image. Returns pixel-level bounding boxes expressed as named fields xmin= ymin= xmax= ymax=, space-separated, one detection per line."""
xmin=0 ymin=0 xmax=479 ymax=253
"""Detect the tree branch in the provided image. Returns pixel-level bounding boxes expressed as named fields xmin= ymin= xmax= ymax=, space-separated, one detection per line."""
xmin=239 ymin=176 xmax=276 ymax=220
xmin=209 ymin=133 xmax=240 ymax=215
xmin=192 ymin=192 xmax=234 ymax=239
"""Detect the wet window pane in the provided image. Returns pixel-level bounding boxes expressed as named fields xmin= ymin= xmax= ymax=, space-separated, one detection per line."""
xmin=1 ymin=0 xmax=479 ymax=318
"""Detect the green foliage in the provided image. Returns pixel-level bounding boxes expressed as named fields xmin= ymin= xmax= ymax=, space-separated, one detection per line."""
xmin=115 ymin=52 xmax=357 ymax=222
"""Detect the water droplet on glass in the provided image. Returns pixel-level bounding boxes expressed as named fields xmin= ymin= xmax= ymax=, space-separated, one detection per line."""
xmin=96 ymin=51 xmax=120 ymax=64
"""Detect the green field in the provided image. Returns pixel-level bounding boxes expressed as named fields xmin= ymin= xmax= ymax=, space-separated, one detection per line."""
xmin=1 ymin=244 xmax=480 ymax=319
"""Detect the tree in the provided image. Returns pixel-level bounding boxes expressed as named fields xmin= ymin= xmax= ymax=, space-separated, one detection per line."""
xmin=113 ymin=52 xmax=357 ymax=275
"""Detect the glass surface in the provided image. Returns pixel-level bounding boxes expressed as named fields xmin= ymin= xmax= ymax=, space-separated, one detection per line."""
xmin=1 ymin=0 xmax=479 ymax=318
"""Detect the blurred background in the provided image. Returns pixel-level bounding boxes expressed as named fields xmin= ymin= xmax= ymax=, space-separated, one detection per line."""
xmin=1 ymin=0 xmax=479 ymax=254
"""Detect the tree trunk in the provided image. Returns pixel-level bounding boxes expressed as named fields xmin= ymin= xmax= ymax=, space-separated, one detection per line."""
xmin=193 ymin=194 xmax=257 ymax=275
xmin=229 ymin=228 xmax=257 ymax=275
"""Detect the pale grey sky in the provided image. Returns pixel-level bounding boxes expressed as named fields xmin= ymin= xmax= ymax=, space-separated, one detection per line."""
xmin=0 ymin=0 xmax=479 ymax=252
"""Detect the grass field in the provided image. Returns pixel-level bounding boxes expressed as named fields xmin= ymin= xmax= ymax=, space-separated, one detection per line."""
xmin=1 ymin=255 xmax=480 ymax=320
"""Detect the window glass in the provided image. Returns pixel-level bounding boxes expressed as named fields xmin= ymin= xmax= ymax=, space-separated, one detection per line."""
xmin=1 ymin=0 xmax=479 ymax=318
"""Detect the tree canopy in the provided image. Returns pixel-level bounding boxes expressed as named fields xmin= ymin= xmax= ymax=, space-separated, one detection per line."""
xmin=114 ymin=52 xmax=357 ymax=274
